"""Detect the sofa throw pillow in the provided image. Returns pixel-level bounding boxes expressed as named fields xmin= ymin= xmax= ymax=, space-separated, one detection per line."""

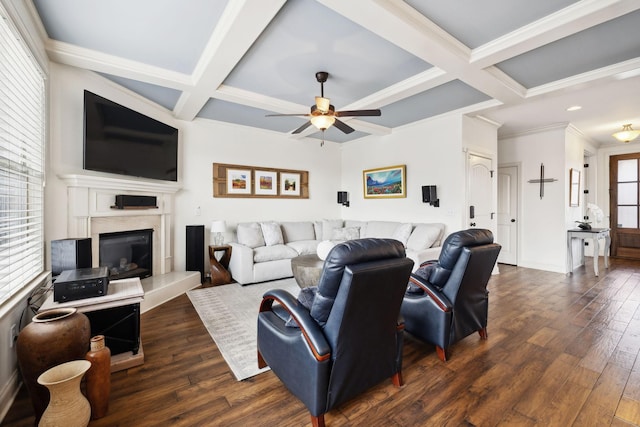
xmin=260 ymin=221 xmax=284 ymax=246
xmin=391 ymin=223 xmax=413 ymax=247
xmin=321 ymin=219 xmax=343 ymax=240
xmin=406 ymin=224 xmax=441 ymax=251
xmin=236 ymin=222 xmax=266 ymax=248
xmin=331 ymin=227 xmax=360 ymax=241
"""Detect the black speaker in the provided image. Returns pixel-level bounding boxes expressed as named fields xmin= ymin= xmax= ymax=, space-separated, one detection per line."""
xmin=114 ymin=195 xmax=157 ymax=209
xmin=337 ymin=191 xmax=346 ymax=203
xmin=51 ymin=238 xmax=92 ymax=276
xmin=186 ymin=225 xmax=205 ymax=283
xmin=421 ymin=186 xmax=431 ymax=203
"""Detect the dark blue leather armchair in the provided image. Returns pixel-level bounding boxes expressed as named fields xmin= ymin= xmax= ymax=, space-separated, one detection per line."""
xmin=401 ymin=229 xmax=501 ymax=362
xmin=257 ymin=238 xmax=414 ymax=427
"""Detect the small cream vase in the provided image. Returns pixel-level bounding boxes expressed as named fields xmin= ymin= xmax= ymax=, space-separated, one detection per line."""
xmin=37 ymin=360 xmax=91 ymax=427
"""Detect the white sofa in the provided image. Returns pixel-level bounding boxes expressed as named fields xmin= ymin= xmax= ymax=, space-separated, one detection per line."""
xmin=226 ymin=220 xmax=445 ymax=285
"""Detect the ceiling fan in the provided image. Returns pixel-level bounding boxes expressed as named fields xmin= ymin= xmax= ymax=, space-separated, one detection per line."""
xmin=266 ymin=71 xmax=381 ymax=136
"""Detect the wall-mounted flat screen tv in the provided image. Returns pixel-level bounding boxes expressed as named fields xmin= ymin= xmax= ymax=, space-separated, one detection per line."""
xmin=83 ymin=90 xmax=178 ymax=181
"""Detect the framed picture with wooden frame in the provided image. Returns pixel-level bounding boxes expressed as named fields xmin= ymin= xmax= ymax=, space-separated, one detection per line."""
xmin=254 ymin=170 xmax=278 ymax=196
xmin=212 ymin=163 xmax=308 ymax=198
xmin=363 ymin=164 xmax=406 ymax=198
xmin=226 ymin=168 xmax=252 ymax=195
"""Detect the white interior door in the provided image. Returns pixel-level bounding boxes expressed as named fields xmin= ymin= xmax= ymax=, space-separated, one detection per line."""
xmin=468 ymin=154 xmax=494 ymax=230
xmin=497 ymin=166 xmax=518 ymax=265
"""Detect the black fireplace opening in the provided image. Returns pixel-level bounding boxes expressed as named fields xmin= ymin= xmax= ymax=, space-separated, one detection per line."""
xmin=99 ymin=229 xmax=153 ymax=280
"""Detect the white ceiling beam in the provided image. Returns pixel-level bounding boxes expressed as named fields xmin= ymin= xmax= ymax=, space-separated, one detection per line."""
xmin=45 ymin=39 xmax=193 ymax=90
xmin=173 ymin=0 xmax=286 ymax=120
xmin=320 ymin=0 xmax=526 ymax=105
xmin=471 ymin=0 xmax=640 ymax=68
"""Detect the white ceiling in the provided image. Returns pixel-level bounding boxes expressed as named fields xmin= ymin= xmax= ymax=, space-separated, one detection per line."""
xmin=26 ymin=0 xmax=640 ymax=145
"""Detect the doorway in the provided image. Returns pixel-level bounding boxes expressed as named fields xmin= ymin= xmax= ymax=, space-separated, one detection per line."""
xmin=609 ymin=153 xmax=640 ymax=259
xmin=467 ymin=153 xmax=495 ymax=231
xmin=497 ymin=165 xmax=518 ymax=265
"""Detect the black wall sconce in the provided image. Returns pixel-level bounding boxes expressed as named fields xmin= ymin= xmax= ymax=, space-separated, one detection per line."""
xmin=337 ymin=191 xmax=349 ymax=207
xmin=421 ymin=185 xmax=439 ymax=207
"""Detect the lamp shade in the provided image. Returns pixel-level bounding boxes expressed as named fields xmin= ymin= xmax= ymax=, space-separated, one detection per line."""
xmin=210 ymin=220 xmax=227 ymax=233
xmin=613 ymin=124 xmax=640 ymax=143
xmin=310 ymin=114 xmax=335 ymax=130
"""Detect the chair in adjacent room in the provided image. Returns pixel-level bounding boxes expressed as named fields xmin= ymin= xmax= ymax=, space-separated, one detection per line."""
xmin=401 ymin=229 xmax=501 ymax=362
xmin=257 ymin=238 xmax=414 ymax=427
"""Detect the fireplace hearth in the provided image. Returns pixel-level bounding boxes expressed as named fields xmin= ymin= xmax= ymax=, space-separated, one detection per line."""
xmin=99 ymin=229 xmax=153 ymax=280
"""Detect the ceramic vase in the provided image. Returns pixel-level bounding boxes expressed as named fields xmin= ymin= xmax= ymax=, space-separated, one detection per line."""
xmin=16 ymin=307 xmax=91 ymax=423
xmin=37 ymin=360 xmax=91 ymax=427
xmin=85 ymin=335 xmax=111 ymax=419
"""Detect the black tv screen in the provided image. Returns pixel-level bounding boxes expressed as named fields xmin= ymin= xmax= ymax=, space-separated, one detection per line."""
xmin=83 ymin=90 xmax=178 ymax=181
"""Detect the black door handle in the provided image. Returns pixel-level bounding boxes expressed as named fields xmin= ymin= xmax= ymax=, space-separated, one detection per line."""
xmin=511 ymin=219 xmax=516 ymax=222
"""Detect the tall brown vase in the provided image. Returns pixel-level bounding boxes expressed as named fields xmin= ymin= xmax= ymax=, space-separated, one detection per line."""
xmin=16 ymin=307 xmax=91 ymax=424
xmin=85 ymin=335 xmax=111 ymax=419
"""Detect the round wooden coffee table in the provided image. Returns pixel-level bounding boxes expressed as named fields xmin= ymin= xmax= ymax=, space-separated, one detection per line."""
xmin=291 ymin=254 xmax=324 ymax=288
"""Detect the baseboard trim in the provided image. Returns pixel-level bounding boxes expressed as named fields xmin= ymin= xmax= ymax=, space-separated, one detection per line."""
xmin=0 ymin=370 xmax=21 ymax=424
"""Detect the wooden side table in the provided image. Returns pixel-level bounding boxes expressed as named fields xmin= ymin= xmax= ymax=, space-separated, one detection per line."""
xmin=209 ymin=245 xmax=232 ymax=286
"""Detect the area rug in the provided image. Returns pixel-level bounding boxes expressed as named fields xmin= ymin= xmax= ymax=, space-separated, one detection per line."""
xmin=187 ymin=278 xmax=300 ymax=381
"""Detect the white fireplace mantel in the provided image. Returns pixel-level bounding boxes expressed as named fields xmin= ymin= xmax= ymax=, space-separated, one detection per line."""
xmin=59 ymin=173 xmax=182 ymax=194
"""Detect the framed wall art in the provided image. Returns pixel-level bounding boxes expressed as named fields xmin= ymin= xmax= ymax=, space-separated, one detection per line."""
xmin=280 ymin=172 xmax=301 ymax=196
xmin=213 ymin=163 xmax=308 ymax=198
xmin=226 ymin=168 xmax=252 ymax=195
xmin=569 ymin=168 xmax=580 ymax=207
xmin=363 ymin=164 xmax=406 ymax=199
xmin=254 ymin=170 xmax=278 ymax=196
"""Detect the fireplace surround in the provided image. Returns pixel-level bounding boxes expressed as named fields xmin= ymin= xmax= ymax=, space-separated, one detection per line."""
xmin=59 ymin=174 xmax=201 ymax=312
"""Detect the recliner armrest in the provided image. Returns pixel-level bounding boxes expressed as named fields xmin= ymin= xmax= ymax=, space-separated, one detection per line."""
xmin=408 ymin=275 xmax=453 ymax=312
xmin=260 ymin=289 xmax=330 ymax=361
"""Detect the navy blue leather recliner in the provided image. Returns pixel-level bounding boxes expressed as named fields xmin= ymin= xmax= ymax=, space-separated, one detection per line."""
xmin=257 ymin=238 xmax=414 ymax=427
xmin=401 ymin=229 xmax=501 ymax=362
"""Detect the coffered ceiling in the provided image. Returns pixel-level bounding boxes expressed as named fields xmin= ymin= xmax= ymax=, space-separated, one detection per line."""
xmin=26 ymin=0 xmax=640 ymax=145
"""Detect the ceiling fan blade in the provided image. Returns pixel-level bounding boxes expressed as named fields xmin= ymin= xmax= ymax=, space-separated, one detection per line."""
xmin=333 ymin=119 xmax=355 ymax=134
xmin=336 ymin=109 xmax=381 ymax=117
xmin=265 ymin=113 xmax=310 ymax=117
xmin=292 ymin=120 xmax=313 ymax=134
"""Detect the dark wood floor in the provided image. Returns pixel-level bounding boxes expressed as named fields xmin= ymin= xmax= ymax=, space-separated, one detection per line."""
xmin=3 ymin=259 xmax=640 ymax=426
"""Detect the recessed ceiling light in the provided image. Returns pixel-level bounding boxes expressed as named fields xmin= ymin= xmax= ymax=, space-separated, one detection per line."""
xmin=566 ymin=105 xmax=582 ymax=112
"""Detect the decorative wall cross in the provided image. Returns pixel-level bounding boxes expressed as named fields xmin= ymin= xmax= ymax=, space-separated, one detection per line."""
xmin=528 ymin=163 xmax=558 ymax=199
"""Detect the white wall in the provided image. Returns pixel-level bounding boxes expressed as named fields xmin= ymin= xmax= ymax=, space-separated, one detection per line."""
xmin=340 ymin=114 xmax=466 ymax=234
xmin=499 ymin=126 xmax=569 ymax=272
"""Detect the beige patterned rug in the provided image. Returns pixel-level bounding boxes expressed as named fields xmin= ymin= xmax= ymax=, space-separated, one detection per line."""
xmin=187 ymin=278 xmax=300 ymax=381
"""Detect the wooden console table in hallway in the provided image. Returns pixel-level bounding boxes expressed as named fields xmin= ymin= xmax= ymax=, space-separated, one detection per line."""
xmin=567 ymin=228 xmax=611 ymax=276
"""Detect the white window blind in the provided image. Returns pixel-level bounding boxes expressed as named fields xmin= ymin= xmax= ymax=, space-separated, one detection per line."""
xmin=0 ymin=12 xmax=45 ymax=303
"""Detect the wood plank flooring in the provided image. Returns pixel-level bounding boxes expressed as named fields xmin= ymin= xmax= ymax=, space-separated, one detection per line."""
xmin=3 ymin=259 xmax=640 ymax=426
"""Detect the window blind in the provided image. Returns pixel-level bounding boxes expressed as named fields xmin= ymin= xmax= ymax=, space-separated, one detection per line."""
xmin=0 ymin=11 xmax=45 ymax=303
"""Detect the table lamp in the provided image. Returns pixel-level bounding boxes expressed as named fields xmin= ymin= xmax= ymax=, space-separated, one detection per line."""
xmin=210 ymin=220 xmax=226 ymax=246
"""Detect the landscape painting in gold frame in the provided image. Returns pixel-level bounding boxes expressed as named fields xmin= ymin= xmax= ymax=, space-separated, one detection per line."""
xmin=363 ymin=165 xmax=406 ymax=199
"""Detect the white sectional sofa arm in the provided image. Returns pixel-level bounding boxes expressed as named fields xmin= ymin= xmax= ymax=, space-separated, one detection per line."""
xmin=228 ymin=242 xmax=255 ymax=285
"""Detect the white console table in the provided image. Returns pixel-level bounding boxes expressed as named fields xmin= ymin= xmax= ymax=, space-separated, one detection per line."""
xmin=567 ymin=228 xmax=611 ymax=276
xmin=40 ymin=278 xmax=145 ymax=372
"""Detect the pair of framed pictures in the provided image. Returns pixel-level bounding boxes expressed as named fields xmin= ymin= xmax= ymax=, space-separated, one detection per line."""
xmin=226 ymin=168 xmax=300 ymax=196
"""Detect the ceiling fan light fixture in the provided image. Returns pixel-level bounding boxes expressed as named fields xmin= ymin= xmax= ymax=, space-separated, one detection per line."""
xmin=310 ymin=114 xmax=335 ymax=131
xmin=315 ymin=96 xmax=331 ymax=113
xmin=613 ymin=124 xmax=640 ymax=143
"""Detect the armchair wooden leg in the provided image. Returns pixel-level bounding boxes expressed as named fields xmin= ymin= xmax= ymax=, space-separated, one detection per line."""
xmin=311 ymin=414 xmax=325 ymax=427
xmin=478 ymin=327 xmax=488 ymax=340
xmin=257 ymin=350 xmax=267 ymax=369
xmin=392 ymin=371 xmax=404 ymax=387
xmin=436 ymin=346 xmax=447 ymax=362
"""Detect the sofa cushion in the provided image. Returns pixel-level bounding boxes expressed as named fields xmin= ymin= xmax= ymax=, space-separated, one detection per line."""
xmin=260 ymin=221 xmax=284 ymax=246
xmin=344 ymin=220 xmax=367 ymax=235
xmin=331 ymin=226 xmax=360 ymax=241
xmin=281 ymin=221 xmax=315 ymax=242
xmin=237 ymin=222 xmax=265 ymax=248
xmin=362 ymin=221 xmax=400 ymax=239
xmin=392 ymin=223 xmax=413 ymax=246
xmin=286 ymin=240 xmax=319 ymax=256
xmin=406 ymin=224 xmax=441 ymax=251
xmin=317 ymin=240 xmax=337 ymax=260
xmin=253 ymin=244 xmax=298 ymax=263
xmin=321 ymin=219 xmax=343 ymax=240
